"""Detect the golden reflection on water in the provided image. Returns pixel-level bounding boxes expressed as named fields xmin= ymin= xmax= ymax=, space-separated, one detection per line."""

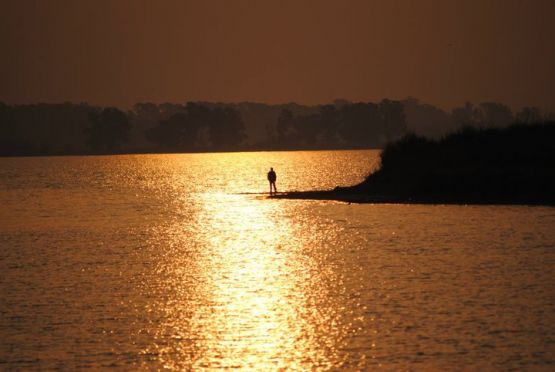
xmin=3 ymin=152 xmax=555 ymax=369
xmin=150 ymin=191 xmax=344 ymax=370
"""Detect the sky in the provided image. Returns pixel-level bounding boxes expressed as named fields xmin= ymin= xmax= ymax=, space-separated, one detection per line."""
xmin=1 ymin=0 xmax=555 ymax=111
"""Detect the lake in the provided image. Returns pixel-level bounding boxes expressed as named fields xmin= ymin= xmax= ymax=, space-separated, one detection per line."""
xmin=1 ymin=150 xmax=554 ymax=369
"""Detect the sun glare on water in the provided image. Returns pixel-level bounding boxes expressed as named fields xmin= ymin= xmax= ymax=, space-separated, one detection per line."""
xmin=145 ymin=187 xmax=345 ymax=369
xmin=2 ymin=151 xmax=555 ymax=369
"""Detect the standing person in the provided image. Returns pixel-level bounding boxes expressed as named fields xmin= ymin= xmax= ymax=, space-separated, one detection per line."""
xmin=267 ymin=167 xmax=277 ymax=195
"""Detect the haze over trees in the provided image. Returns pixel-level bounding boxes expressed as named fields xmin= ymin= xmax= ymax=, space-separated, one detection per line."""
xmin=146 ymin=103 xmax=246 ymax=151
xmin=272 ymin=100 xmax=407 ymax=148
xmin=0 ymin=99 xmax=551 ymax=156
xmin=0 ymin=102 xmax=94 ymax=156
xmin=86 ymin=108 xmax=131 ymax=152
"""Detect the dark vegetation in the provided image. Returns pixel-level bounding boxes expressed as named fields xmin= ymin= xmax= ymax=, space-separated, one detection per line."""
xmin=282 ymin=122 xmax=555 ymax=205
xmin=87 ymin=108 xmax=131 ymax=152
xmin=1 ymin=99 xmax=549 ymax=157
xmin=145 ymin=103 xmax=246 ymax=152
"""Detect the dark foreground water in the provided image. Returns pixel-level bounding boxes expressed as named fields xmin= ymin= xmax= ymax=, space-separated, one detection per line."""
xmin=1 ymin=150 xmax=554 ymax=370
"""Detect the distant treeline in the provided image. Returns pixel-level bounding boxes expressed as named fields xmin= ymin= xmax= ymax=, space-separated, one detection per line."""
xmin=0 ymin=99 xmax=551 ymax=156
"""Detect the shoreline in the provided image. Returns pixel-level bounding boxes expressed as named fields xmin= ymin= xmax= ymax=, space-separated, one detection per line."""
xmin=272 ymin=123 xmax=555 ymax=207
xmin=272 ymin=190 xmax=555 ymax=206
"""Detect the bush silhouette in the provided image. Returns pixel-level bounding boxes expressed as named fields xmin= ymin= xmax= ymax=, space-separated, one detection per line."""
xmin=347 ymin=122 xmax=555 ymax=204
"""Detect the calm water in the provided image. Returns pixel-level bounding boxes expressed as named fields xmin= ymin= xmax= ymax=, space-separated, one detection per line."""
xmin=1 ymin=150 xmax=554 ymax=370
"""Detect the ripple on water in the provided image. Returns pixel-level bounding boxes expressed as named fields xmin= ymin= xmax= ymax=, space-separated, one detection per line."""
xmin=0 ymin=151 xmax=554 ymax=369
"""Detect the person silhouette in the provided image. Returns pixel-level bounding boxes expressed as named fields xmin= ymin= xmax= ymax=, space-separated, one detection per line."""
xmin=267 ymin=167 xmax=277 ymax=195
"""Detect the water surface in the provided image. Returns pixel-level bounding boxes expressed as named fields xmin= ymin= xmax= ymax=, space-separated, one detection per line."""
xmin=1 ymin=150 xmax=554 ymax=369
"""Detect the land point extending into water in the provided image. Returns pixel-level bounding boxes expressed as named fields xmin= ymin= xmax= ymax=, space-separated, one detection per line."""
xmin=275 ymin=122 xmax=555 ymax=206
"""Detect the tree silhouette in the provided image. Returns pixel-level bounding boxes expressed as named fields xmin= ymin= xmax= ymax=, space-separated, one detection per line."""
xmin=402 ymin=97 xmax=454 ymax=138
xmin=86 ymin=107 xmax=131 ymax=152
xmin=146 ymin=113 xmax=192 ymax=150
xmin=478 ymin=102 xmax=513 ymax=127
xmin=146 ymin=103 xmax=246 ymax=151
xmin=452 ymin=102 xmax=480 ymax=127
xmin=379 ymin=99 xmax=407 ymax=142
xmin=516 ymin=106 xmax=542 ymax=124
xmin=208 ymin=107 xmax=246 ymax=148
xmin=276 ymin=109 xmax=295 ymax=145
xmin=319 ymin=104 xmax=340 ymax=145
xmin=337 ymin=102 xmax=382 ymax=147
xmin=0 ymin=99 xmax=549 ymax=156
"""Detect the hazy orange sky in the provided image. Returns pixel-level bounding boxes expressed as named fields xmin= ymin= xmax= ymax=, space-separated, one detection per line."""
xmin=2 ymin=0 xmax=555 ymax=110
